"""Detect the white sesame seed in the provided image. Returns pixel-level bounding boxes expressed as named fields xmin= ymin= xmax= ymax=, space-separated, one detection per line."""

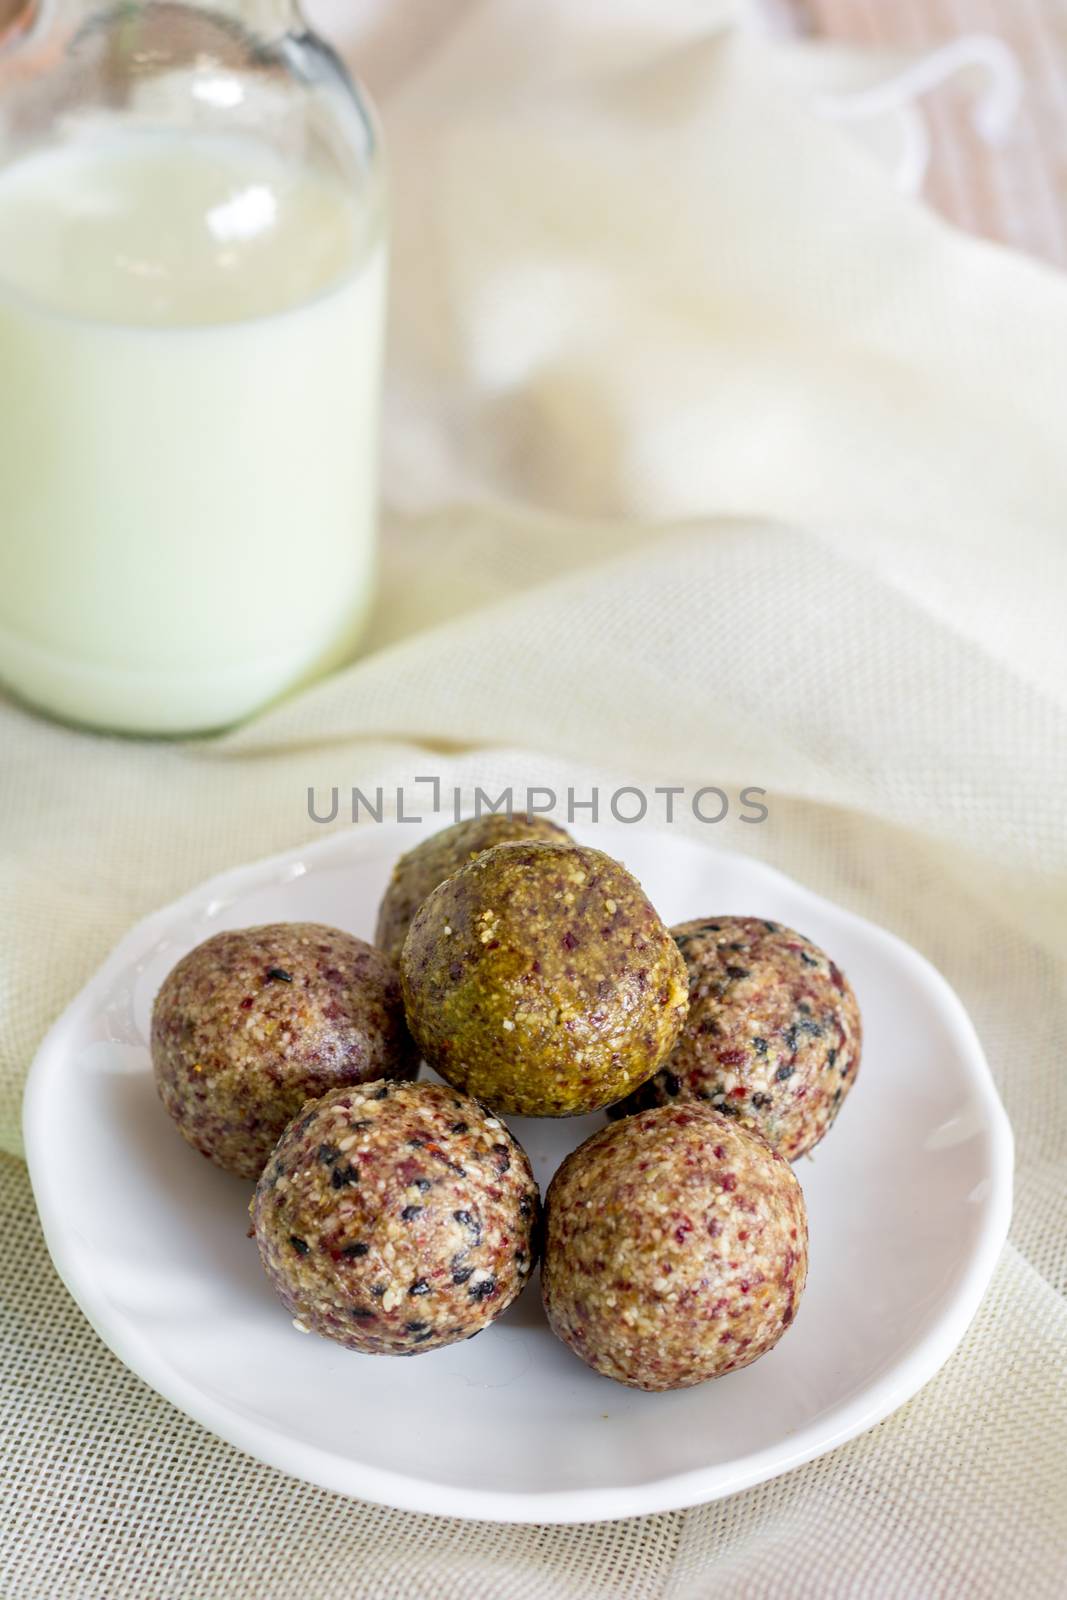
xmin=501 ymin=1019 xmax=515 ymax=1032
xmin=292 ymin=1319 xmax=310 ymax=1334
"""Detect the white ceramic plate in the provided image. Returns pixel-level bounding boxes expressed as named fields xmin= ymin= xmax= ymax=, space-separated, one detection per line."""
xmin=23 ymin=822 xmax=1013 ymax=1523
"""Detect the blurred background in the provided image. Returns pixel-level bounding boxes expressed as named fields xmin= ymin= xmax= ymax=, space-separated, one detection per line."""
xmin=767 ymin=0 xmax=1067 ymax=268
xmin=4 ymin=0 xmax=1063 ymax=265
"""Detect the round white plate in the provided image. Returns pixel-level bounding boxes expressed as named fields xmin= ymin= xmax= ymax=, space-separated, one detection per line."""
xmin=23 ymin=821 xmax=1013 ymax=1523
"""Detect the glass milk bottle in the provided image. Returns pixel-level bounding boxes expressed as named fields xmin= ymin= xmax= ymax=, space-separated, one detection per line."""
xmin=0 ymin=1 xmax=386 ymax=734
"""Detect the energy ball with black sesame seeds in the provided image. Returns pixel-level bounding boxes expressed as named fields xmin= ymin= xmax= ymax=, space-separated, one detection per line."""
xmin=151 ymin=923 xmax=418 ymax=1179
xmin=375 ymin=813 xmax=571 ymax=962
xmin=612 ymin=917 xmax=862 ymax=1160
xmin=252 ymin=1080 xmax=541 ymax=1354
xmin=400 ymin=840 xmax=689 ymax=1118
xmin=541 ymin=1103 xmax=808 ymax=1391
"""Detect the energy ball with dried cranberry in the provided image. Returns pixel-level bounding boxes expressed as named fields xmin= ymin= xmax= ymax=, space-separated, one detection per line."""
xmin=401 ymin=840 xmax=689 ymax=1117
xmin=612 ymin=918 xmax=862 ymax=1161
xmin=252 ymin=1080 xmax=540 ymax=1354
xmin=152 ymin=923 xmax=418 ymax=1179
xmin=375 ymin=812 xmax=571 ymax=962
xmin=542 ymin=1104 xmax=808 ymax=1391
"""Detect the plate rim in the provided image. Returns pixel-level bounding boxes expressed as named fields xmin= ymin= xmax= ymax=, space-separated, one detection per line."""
xmin=22 ymin=821 xmax=1015 ymax=1524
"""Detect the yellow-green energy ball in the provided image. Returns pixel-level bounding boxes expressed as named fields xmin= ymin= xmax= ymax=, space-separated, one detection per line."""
xmin=400 ymin=840 xmax=688 ymax=1117
xmin=375 ymin=813 xmax=571 ymax=962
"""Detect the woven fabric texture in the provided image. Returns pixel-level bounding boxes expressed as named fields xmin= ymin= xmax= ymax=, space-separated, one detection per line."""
xmin=2 ymin=3 xmax=1066 ymax=1594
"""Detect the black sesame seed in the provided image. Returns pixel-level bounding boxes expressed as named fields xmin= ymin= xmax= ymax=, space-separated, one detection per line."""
xmin=342 ymin=1241 xmax=369 ymax=1258
xmin=752 ymin=1037 xmax=768 ymax=1054
xmin=331 ymin=1163 xmax=359 ymax=1190
xmin=413 ymin=1177 xmax=432 ymax=1193
xmin=451 ymin=1265 xmax=474 ymax=1285
xmin=289 ymin=1235 xmax=309 ymax=1255
xmin=469 ymin=1277 xmax=496 ymax=1301
xmin=450 ymin=1121 xmax=469 ymax=1134
xmin=797 ymin=1001 xmax=812 ymax=1014
xmin=350 ymin=1306 xmax=375 ymax=1320
xmin=776 ymin=1064 xmax=795 ymax=1082
xmin=799 ymin=1019 xmax=824 ymax=1037
xmin=317 ymin=1143 xmax=339 ymax=1165
xmin=407 ymin=1136 xmax=426 ymax=1148
xmin=751 ymin=1092 xmax=772 ymax=1109
xmin=518 ymin=1196 xmax=532 ymax=1217
xmin=725 ymin=965 xmax=751 ymax=981
xmin=728 ymin=942 xmax=745 ymax=951
xmin=405 ymin=1320 xmax=429 ymax=1333
xmin=370 ymin=1282 xmax=386 ymax=1298
xmin=372 ymin=1086 xmax=389 ymax=1100
xmin=266 ymin=967 xmax=293 ymax=983
xmin=703 ymin=922 xmax=722 ymax=932
xmin=409 ymin=1278 xmax=431 ymax=1296
xmin=492 ymin=1143 xmax=511 ymax=1173
xmin=413 ymin=1330 xmax=435 ymax=1344
xmin=783 ymin=1025 xmax=800 ymax=1051
xmin=799 ymin=951 xmax=818 ymax=967
xmin=763 ymin=921 xmax=778 ymax=933
xmin=453 ymin=1209 xmax=474 ymax=1228
xmin=400 ymin=1205 xmax=423 ymax=1222
xmin=828 ymin=1048 xmax=838 ymax=1068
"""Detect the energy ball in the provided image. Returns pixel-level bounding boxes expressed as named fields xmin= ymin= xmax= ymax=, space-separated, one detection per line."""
xmin=375 ymin=812 xmax=571 ymax=961
xmin=152 ymin=923 xmax=418 ymax=1179
xmin=252 ymin=1080 xmax=540 ymax=1354
xmin=542 ymin=1104 xmax=808 ymax=1391
xmin=401 ymin=841 xmax=689 ymax=1117
xmin=612 ymin=917 xmax=862 ymax=1161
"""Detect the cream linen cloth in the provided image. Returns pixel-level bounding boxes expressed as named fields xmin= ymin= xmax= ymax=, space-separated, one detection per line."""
xmin=2 ymin=2 xmax=1066 ymax=1594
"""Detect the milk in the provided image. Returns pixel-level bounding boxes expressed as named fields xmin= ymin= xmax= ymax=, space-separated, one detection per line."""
xmin=0 ymin=132 xmax=386 ymax=733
